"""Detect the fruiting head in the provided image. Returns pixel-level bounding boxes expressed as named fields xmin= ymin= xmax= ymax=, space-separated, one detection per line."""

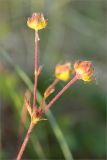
xmin=27 ymin=13 xmax=48 ymax=30
xmin=74 ymin=60 xmax=94 ymax=81
xmin=55 ymin=63 xmax=72 ymax=81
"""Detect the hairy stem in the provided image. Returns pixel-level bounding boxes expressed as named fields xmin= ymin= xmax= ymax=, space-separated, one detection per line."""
xmin=33 ymin=30 xmax=39 ymax=111
xmin=43 ymin=75 xmax=78 ymax=112
xmin=16 ymin=123 xmax=35 ymax=160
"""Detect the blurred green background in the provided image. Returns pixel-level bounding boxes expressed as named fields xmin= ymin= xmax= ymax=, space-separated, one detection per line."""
xmin=0 ymin=0 xmax=106 ymax=159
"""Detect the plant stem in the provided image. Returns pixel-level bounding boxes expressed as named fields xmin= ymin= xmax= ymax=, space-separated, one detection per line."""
xmin=39 ymin=78 xmax=59 ymax=111
xmin=48 ymin=78 xmax=59 ymax=90
xmin=43 ymin=75 xmax=78 ymax=112
xmin=16 ymin=31 xmax=39 ymax=160
xmin=33 ymin=30 xmax=39 ymax=111
xmin=16 ymin=123 xmax=35 ymax=160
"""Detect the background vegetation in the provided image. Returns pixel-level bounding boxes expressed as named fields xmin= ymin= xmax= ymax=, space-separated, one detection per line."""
xmin=0 ymin=0 xmax=106 ymax=159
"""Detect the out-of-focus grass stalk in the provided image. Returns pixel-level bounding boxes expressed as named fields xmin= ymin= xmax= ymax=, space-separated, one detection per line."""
xmin=0 ymin=74 xmax=46 ymax=159
xmin=0 ymin=48 xmax=46 ymax=159
xmin=0 ymin=47 xmax=73 ymax=160
xmin=0 ymin=119 xmax=3 ymax=158
xmin=16 ymin=66 xmax=73 ymax=160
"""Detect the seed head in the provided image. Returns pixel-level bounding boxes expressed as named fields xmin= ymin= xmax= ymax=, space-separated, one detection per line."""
xmin=74 ymin=60 xmax=94 ymax=82
xmin=55 ymin=63 xmax=71 ymax=81
xmin=27 ymin=13 xmax=48 ymax=30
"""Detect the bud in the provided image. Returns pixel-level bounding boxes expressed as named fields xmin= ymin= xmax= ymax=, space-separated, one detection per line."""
xmin=34 ymin=66 xmax=43 ymax=76
xmin=74 ymin=61 xmax=94 ymax=82
xmin=24 ymin=96 xmax=32 ymax=116
xmin=31 ymin=111 xmax=41 ymax=124
xmin=27 ymin=13 xmax=48 ymax=30
xmin=31 ymin=115 xmax=40 ymax=124
xmin=55 ymin=63 xmax=71 ymax=81
xmin=44 ymin=87 xmax=55 ymax=98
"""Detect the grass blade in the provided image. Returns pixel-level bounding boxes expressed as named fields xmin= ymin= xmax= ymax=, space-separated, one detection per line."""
xmin=0 ymin=47 xmax=73 ymax=160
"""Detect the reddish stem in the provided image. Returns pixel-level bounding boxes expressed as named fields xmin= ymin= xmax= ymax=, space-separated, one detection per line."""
xmin=16 ymin=123 xmax=35 ymax=160
xmin=38 ymin=78 xmax=59 ymax=111
xmin=43 ymin=75 xmax=78 ymax=113
xmin=48 ymin=78 xmax=59 ymax=90
xmin=33 ymin=30 xmax=39 ymax=111
xmin=16 ymin=31 xmax=39 ymax=160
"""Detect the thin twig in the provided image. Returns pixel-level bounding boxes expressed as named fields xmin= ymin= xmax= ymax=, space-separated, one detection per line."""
xmin=16 ymin=123 xmax=35 ymax=160
xmin=43 ymin=75 xmax=78 ymax=112
xmin=39 ymin=78 xmax=59 ymax=111
xmin=33 ymin=30 xmax=39 ymax=111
